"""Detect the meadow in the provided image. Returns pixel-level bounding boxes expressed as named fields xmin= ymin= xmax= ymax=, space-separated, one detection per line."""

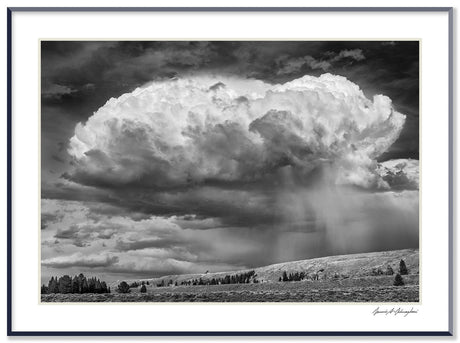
xmin=42 ymin=275 xmax=419 ymax=303
xmin=41 ymin=249 xmax=419 ymax=303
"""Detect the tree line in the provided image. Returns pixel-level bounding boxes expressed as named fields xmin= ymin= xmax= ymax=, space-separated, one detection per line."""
xmin=278 ymin=259 xmax=410 ymax=284
xmin=129 ymin=281 xmax=149 ymax=288
xmin=179 ymin=270 xmax=257 ymax=286
xmin=279 ymin=271 xmax=307 ymax=282
xmin=149 ymin=270 xmax=259 ymax=287
xmin=41 ymin=273 xmax=110 ymax=294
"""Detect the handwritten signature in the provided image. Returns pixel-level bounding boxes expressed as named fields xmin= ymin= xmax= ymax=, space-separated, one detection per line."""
xmin=372 ymin=306 xmax=418 ymax=317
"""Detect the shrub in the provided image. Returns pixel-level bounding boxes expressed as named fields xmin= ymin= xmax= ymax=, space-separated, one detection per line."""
xmin=117 ymin=281 xmax=131 ymax=293
xmin=371 ymin=268 xmax=383 ymax=276
xmin=385 ymin=265 xmax=394 ymax=275
xmin=399 ymin=260 xmax=408 ymax=275
xmin=140 ymin=284 xmax=147 ymax=293
xmin=393 ymin=273 xmax=404 ymax=286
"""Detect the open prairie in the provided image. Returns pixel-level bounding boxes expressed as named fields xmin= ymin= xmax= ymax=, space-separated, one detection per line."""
xmin=41 ymin=249 xmax=419 ymax=303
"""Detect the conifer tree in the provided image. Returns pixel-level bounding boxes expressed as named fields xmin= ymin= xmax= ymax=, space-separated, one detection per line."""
xmin=394 ymin=273 xmax=404 ymax=286
xmin=282 ymin=271 xmax=288 ymax=282
xmin=48 ymin=276 xmax=59 ymax=293
xmin=117 ymin=281 xmax=130 ymax=293
xmin=101 ymin=281 xmax=108 ymax=293
xmin=58 ymin=275 xmax=72 ymax=294
xmin=41 ymin=284 xmax=48 ymax=294
xmin=399 ymin=260 xmax=408 ymax=275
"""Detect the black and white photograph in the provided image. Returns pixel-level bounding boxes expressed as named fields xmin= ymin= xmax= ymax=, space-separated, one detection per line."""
xmin=40 ymin=40 xmax=419 ymax=303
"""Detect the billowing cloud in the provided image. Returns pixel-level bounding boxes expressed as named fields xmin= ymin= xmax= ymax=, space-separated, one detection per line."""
xmin=41 ymin=212 xmax=63 ymax=230
xmin=54 ymin=223 xmax=120 ymax=247
xmin=42 ymin=252 xmax=119 ymax=269
xmin=41 ymin=189 xmax=419 ymax=280
xmin=40 ymin=203 xmax=257 ymax=279
xmin=66 ymin=74 xmax=405 ymax=191
xmin=377 ymin=158 xmax=419 ymax=190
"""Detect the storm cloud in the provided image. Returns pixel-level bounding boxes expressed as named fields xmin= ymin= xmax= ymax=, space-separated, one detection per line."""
xmin=66 ymin=74 xmax=406 ymax=191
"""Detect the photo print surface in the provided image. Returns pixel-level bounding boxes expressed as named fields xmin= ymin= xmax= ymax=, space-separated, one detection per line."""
xmin=41 ymin=41 xmax=419 ymax=302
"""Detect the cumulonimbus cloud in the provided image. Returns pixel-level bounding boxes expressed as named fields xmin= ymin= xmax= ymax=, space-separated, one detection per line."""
xmin=67 ymin=74 xmax=406 ymax=190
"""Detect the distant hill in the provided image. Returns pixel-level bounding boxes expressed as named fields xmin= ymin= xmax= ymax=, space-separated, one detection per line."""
xmin=111 ymin=248 xmax=419 ymax=288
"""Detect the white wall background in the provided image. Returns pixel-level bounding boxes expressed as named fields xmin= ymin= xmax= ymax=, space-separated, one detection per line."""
xmin=0 ymin=0 xmax=457 ymax=342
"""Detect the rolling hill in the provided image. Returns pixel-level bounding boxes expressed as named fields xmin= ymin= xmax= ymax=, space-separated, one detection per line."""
xmin=112 ymin=248 xmax=419 ymax=288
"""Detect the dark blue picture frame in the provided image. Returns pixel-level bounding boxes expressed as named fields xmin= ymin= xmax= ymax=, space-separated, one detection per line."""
xmin=6 ymin=6 xmax=454 ymax=337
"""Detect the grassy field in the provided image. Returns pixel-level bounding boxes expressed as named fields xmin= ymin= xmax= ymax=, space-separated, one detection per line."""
xmin=41 ymin=275 xmax=419 ymax=302
xmin=42 ymin=249 xmax=419 ymax=303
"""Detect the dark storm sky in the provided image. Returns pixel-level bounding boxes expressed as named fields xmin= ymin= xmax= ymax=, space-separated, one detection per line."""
xmin=41 ymin=41 xmax=419 ymax=282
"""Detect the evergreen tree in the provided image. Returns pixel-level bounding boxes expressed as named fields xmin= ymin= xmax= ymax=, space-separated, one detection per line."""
xmin=117 ymin=281 xmax=130 ymax=293
xmin=77 ymin=273 xmax=86 ymax=293
xmin=58 ymin=275 xmax=72 ymax=294
xmin=82 ymin=278 xmax=89 ymax=293
xmin=71 ymin=276 xmax=80 ymax=293
xmin=88 ymin=277 xmax=96 ymax=293
xmin=282 ymin=271 xmax=288 ymax=282
xmin=48 ymin=276 xmax=59 ymax=293
xmin=393 ymin=273 xmax=404 ymax=286
xmin=95 ymin=279 xmax=102 ymax=293
xmin=399 ymin=260 xmax=408 ymax=275
xmin=140 ymin=284 xmax=147 ymax=293
xmin=41 ymin=284 xmax=48 ymax=294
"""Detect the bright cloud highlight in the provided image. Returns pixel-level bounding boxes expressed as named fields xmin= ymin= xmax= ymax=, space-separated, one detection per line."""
xmin=67 ymin=74 xmax=406 ymax=190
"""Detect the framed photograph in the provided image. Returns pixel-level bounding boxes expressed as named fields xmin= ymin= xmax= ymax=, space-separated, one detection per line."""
xmin=7 ymin=7 xmax=453 ymax=336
